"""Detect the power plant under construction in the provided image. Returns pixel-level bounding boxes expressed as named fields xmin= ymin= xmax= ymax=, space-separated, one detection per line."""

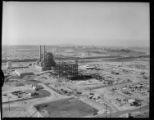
xmin=35 ymin=45 xmax=92 ymax=80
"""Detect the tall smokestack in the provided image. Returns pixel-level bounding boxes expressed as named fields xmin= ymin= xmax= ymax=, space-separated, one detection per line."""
xmin=76 ymin=58 xmax=78 ymax=76
xmin=44 ymin=45 xmax=45 ymax=61
xmin=40 ymin=45 xmax=41 ymax=61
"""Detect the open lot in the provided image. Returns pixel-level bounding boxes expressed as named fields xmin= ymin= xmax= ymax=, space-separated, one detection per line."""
xmin=35 ymin=97 xmax=98 ymax=117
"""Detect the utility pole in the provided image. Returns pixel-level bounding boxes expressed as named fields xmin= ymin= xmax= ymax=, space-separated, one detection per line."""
xmin=109 ymin=107 xmax=111 ymax=118
xmin=140 ymin=103 xmax=141 ymax=112
xmin=106 ymin=104 xmax=107 ymax=118
xmin=8 ymin=97 xmax=10 ymax=112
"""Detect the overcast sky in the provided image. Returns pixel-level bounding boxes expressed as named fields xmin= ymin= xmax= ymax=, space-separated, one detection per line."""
xmin=2 ymin=2 xmax=149 ymax=47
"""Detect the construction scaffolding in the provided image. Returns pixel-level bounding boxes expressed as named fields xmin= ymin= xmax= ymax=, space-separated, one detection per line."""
xmin=54 ymin=60 xmax=79 ymax=79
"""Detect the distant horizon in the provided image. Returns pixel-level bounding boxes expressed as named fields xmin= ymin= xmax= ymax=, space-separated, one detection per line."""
xmin=2 ymin=43 xmax=149 ymax=48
